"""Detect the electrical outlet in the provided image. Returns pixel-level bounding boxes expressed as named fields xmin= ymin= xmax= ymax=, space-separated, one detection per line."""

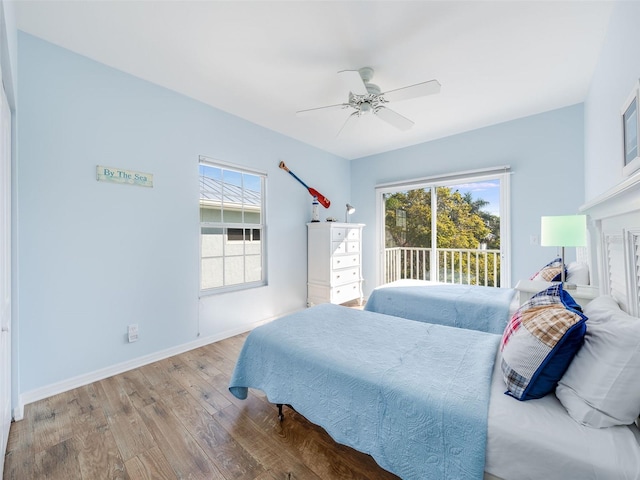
xmin=127 ymin=324 xmax=139 ymax=343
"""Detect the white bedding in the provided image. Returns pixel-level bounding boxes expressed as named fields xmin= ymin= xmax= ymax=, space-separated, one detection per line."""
xmin=486 ymin=351 xmax=640 ymax=480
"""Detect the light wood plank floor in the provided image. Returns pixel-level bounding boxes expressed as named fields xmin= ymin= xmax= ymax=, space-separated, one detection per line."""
xmin=4 ymin=332 xmax=399 ymax=479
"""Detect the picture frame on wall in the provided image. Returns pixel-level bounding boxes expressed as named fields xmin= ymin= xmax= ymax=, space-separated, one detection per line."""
xmin=622 ymin=81 xmax=640 ymax=177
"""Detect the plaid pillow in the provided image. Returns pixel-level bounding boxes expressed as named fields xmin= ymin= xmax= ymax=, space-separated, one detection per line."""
xmin=530 ymin=257 xmax=566 ymax=282
xmin=500 ymin=284 xmax=587 ymax=400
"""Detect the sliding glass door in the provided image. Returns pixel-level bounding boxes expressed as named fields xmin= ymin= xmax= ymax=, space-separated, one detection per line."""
xmin=377 ymin=168 xmax=510 ymax=288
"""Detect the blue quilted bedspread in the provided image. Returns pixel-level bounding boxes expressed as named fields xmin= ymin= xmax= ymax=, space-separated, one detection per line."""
xmin=364 ymin=282 xmax=516 ymax=334
xmin=229 ymin=304 xmax=500 ymax=480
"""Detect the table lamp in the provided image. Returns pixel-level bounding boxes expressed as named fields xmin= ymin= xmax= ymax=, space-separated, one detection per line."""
xmin=345 ymin=203 xmax=355 ymax=223
xmin=540 ymin=214 xmax=587 ymax=288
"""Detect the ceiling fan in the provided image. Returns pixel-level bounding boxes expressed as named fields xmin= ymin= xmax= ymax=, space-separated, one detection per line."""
xmin=296 ymin=67 xmax=441 ymax=136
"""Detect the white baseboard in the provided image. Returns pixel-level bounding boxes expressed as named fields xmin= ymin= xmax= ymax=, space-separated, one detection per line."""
xmin=15 ymin=312 xmax=291 ymax=419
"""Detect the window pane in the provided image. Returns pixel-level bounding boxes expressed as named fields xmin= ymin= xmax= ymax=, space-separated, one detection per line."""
xmin=201 ymin=257 xmax=223 ymax=290
xmin=243 ymin=173 xmax=262 ymax=224
xmin=201 ymin=227 xmax=223 ymax=257
xmin=228 ymin=228 xmax=244 ymax=241
xmin=224 ymin=254 xmax=245 ymax=285
xmin=199 ymin=164 xmax=222 ymax=193
xmin=244 ymin=210 xmax=261 ymax=224
xmin=224 ymin=209 xmax=244 ymax=223
xmin=200 ymin=207 xmax=221 ymax=223
xmin=245 ymin=254 xmax=262 ymax=283
xmin=384 ymin=188 xmax=432 ymax=249
xmin=221 ymin=169 xmax=242 ymax=223
xmin=245 ymin=240 xmax=261 ymax=255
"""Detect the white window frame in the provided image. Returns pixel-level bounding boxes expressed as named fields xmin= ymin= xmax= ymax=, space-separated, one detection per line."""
xmin=199 ymin=155 xmax=267 ymax=295
xmin=374 ymin=166 xmax=511 ymax=288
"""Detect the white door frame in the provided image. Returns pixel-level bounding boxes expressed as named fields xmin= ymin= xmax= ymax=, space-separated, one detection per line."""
xmin=374 ymin=166 xmax=511 ymax=288
xmin=0 ymin=80 xmax=12 ymax=468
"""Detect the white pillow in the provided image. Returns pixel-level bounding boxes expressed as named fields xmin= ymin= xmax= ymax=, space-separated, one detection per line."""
xmin=566 ymin=261 xmax=589 ymax=285
xmin=556 ymin=295 xmax=640 ymax=427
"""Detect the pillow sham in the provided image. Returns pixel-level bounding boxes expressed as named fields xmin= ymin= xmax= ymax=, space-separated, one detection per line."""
xmin=500 ymin=284 xmax=587 ymax=400
xmin=556 ymin=295 xmax=640 ymax=427
xmin=530 ymin=257 xmax=565 ymax=282
xmin=566 ymin=261 xmax=589 ymax=285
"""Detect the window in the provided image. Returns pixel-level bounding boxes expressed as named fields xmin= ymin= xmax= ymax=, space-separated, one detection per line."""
xmin=376 ymin=167 xmax=511 ymax=288
xmin=199 ymin=157 xmax=266 ymax=293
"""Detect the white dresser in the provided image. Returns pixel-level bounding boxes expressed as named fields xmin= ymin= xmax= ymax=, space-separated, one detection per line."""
xmin=307 ymin=222 xmax=365 ymax=306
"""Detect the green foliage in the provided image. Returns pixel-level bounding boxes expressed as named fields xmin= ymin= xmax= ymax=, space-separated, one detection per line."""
xmin=385 ymin=186 xmax=502 ymax=286
xmin=385 ymin=187 xmax=497 ymax=249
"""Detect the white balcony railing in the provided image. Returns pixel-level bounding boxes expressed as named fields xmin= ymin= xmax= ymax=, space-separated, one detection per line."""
xmin=384 ymin=247 xmax=501 ymax=287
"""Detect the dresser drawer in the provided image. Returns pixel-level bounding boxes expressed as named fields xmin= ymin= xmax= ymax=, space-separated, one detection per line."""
xmin=332 ymin=239 xmax=359 ymax=254
xmin=346 ymin=228 xmax=360 ymax=241
xmin=331 ymin=228 xmax=347 ymax=241
xmin=331 ymin=281 xmax=361 ymax=304
xmin=331 ymin=266 xmax=359 ymax=285
xmin=332 ymin=241 xmax=346 ymax=254
xmin=332 ymin=254 xmax=359 ymax=270
xmin=346 ymin=241 xmax=360 ymax=253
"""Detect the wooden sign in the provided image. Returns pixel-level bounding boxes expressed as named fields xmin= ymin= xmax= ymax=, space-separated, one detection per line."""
xmin=96 ymin=165 xmax=153 ymax=188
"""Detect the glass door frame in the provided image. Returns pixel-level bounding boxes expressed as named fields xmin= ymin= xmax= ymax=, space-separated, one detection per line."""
xmin=374 ymin=166 xmax=511 ymax=288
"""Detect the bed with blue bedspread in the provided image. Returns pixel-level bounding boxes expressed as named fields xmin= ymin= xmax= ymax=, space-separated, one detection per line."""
xmin=229 ymin=303 xmax=500 ymax=480
xmin=364 ymin=280 xmax=517 ymax=334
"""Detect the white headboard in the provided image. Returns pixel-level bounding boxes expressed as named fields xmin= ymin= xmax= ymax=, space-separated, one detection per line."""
xmin=580 ymin=173 xmax=640 ymax=317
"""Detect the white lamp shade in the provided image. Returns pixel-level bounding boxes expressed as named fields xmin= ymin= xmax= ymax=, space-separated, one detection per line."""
xmin=540 ymin=215 xmax=587 ymax=247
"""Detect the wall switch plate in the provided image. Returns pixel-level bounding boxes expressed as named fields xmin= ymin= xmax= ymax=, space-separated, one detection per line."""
xmin=127 ymin=324 xmax=139 ymax=343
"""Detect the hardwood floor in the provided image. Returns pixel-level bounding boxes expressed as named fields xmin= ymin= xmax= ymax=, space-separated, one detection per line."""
xmin=3 ymin=333 xmax=399 ymax=479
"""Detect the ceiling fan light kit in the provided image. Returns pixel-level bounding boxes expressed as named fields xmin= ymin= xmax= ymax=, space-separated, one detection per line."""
xmin=297 ymin=67 xmax=441 ymax=135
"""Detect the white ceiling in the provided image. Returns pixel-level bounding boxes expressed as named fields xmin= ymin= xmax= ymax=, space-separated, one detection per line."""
xmin=14 ymin=0 xmax=614 ymax=160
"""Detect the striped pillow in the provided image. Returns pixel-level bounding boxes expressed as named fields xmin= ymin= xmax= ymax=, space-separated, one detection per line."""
xmin=500 ymin=284 xmax=587 ymax=400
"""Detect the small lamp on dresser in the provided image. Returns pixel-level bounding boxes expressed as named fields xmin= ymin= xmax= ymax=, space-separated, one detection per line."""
xmin=345 ymin=203 xmax=355 ymax=223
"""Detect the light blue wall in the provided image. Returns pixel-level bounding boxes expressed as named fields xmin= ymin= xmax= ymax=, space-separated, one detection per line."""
xmin=584 ymin=1 xmax=640 ymax=201
xmin=17 ymin=32 xmax=350 ymax=394
xmin=350 ymin=104 xmax=586 ymax=295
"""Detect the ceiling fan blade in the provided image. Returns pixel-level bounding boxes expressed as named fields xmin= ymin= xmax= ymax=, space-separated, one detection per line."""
xmin=336 ymin=111 xmax=359 ymax=137
xmin=382 ymin=79 xmax=441 ymax=103
xmin=296 ymin=103 xmax=349 ymax=116
xmin=375 ymin=107 xmax=414 ymax=131
xmin=337 ymin=70 xmax=368 ymax=95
